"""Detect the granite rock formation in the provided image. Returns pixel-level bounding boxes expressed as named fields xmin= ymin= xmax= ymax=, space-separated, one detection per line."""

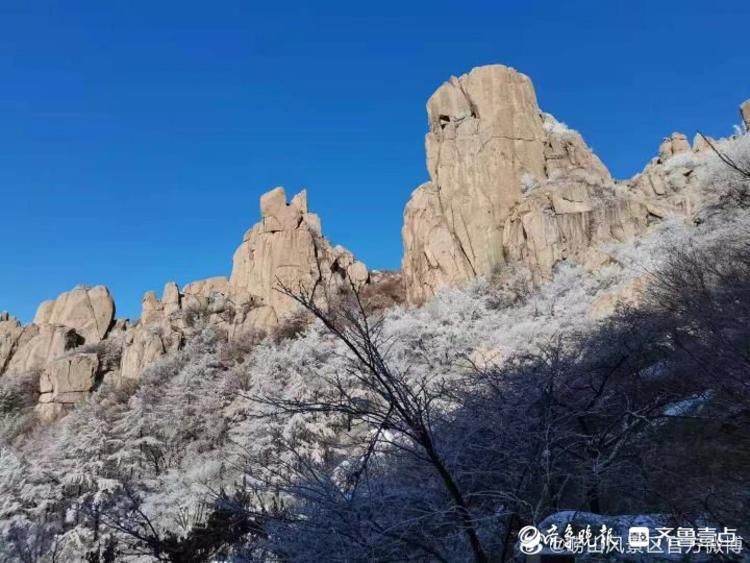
xmin=0 ymin=188 xmax=369 ymax=417
xmin=33 ymin=285 xmax=115 ymax=344
xmin=1 ymin=63 xmax=743 ymax=423
xmin=401 ymin=64 xmax=713 ymax=303
xmin=121 ymin=187 xmax=369 ymax=381
xmin=741 ymin=99 xmax=750 ymax=131
xmin=230 ymin=186 xmax=368 ymax=325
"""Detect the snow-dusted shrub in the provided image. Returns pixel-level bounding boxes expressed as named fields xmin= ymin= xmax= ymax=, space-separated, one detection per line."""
xmin=270 ymin=309 xmax=310 ymax=343
xmin=0 ymin=372 xmax=37 ymax=416
xmin=703 ymin=132 xmax=750 ymax=209
xmin=358 ymin=270 xmax=405 ymax=314
xmin=660 ymin=149 xmax=705 ymax=173
xmin=77 ymin=338 xmax=123 ymax=373
xmin=0 ymin=372 xmax=39 ymax=445
xmin=263 ymin=217 xmax=750 ymax=561
xmin=542 ymin=112 xmax=571 ymax=135
xmin=2 ymin=198 xmax=750 ymax=560
xmin=486 ymin=263 xmax=535 ymax=309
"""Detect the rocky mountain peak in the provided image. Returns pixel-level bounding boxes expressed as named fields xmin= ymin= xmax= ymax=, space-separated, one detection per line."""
xmin=0 ymin=63 xmax=744 ymax=424
xmin=401 ymin=64 xmax=716 ymax=304
xmin=0 ymin=186 xmax=368 ymax=419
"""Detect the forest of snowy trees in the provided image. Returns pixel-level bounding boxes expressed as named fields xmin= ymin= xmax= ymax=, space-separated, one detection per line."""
xmin=0 ymin=135 xmax=749 ymax=562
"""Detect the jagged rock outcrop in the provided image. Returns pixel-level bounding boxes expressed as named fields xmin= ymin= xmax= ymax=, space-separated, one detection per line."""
xmin=7 ymin=67 xmax=734 ymax=422
xmin=657 ymin=132 xmax=691 ymax=162
xmin=400 ymin=64 xmax=726 ymax=303
xmin=1 ymin=285 xmax=114 ymax=379
xmin=0 ymin=286 xmax=117 ymax=420
xmin=403 ymin=64 xmax=660 ymax=303
xmin=6 ymin=324 xmax=82 ymax=375
xmin=182 ymin=277 xmax=230 ymax=309
xmin=627 ymin=131 xmax=711 ymax=219
xmin=230 ymin=186 xmax=368 ymax=324
xmin=120 ymin=324 xmax=177 ymax=381
xmin=541 ymin=113 xmax=611 ymax=183
xmin=0 ymin=313 xmax=27 ymax=375
xmin=117 ymin=187 xmax=369 ymax=380
xmin=741 ymin=99 xmax=750 ymax=131
xmin=499 ymin=111 xmax=651 ymax=275
xmin=33 ymin=285 xmax=115 ymax=344
xmin=118 ymin=277 xmax=239 ymax=381
xmin=402 ymin=65 xmax=547 ymax=303
xmin=119 ymin=282 xmax=197 ymax=381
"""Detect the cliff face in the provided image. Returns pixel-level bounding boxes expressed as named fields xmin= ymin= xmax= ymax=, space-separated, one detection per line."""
xmin=401 ymin=64 xmax=714 ymax=303
xmin=401 ymin=65 xmax=547 ymax=303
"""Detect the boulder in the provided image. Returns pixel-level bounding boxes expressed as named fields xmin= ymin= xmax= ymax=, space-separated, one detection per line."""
xmin=182 ymin=277 xmax=229 ymax=295
xmin=39 ymin=352 xmax=99 ymax=404
xmin=120 ymin=326 xmax=174 ymax=381
xmin=6 ymin=324 xmax=82 ymax=374
xmin=33 ymin=285 xmax=115 ymax=344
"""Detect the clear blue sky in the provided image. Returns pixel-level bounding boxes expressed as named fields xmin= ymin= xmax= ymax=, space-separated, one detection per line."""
xmin=1 ymin=1 xmax=748 ymax=322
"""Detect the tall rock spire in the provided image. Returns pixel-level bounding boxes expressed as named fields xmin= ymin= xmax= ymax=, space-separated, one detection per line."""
xmin=401 ymin=64 xmax=699 ymax=304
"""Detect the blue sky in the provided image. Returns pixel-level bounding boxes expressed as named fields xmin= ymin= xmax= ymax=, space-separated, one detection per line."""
xmin=1 ymin=1 xmax=748 ymax=322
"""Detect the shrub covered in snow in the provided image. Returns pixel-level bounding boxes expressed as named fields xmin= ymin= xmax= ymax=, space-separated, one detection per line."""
xmin=1 ymin=155 xmax=750 ymax=560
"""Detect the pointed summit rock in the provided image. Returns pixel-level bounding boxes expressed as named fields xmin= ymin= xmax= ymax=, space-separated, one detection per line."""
xmin=116 ymin=186 xmax=369 ymax=381
xmin=400 ymin=65 xmax=729 ymax=303
xmin=402 ymin=64 xmax=630 ymax=303
xmin=230 ymin=186 xmax=368 ymax=326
